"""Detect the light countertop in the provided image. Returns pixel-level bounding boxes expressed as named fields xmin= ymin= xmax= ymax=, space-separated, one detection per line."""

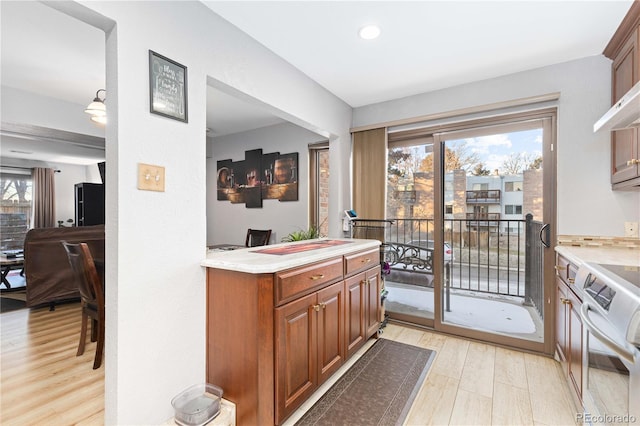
xmin=202 ymin=238 xmax=380 ymax=274
xmin=555 ymin=245 xmax=640 ymax=267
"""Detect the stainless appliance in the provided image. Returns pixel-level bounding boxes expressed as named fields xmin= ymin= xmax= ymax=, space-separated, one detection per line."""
xmin=594 ymin=80 xmax=640 ymax=132
xmin=576 ymin=263 xmax=640 ymax=425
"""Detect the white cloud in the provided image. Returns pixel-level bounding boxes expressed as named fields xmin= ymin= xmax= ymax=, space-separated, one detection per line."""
xmin=484 ymin=153 xmax=510 ymax=171
xmin=464 ymin=134 xmax=512 ymax=155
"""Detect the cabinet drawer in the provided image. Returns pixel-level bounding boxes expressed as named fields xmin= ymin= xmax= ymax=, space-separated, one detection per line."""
xmin=344 ymin=248 xmax=379 ymax=277
xmin=556 ymin=254 xmax=577 ymax=286
xmin=275 ymin=257 xmax=343 ymax=306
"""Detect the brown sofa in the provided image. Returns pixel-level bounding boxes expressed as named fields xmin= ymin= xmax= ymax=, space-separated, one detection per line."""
xmin=24 ymin=225 xmax=104 ymax=308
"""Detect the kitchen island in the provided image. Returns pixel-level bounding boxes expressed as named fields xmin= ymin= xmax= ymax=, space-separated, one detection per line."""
xmin=201 ymin=238 xmax=382 ymax=425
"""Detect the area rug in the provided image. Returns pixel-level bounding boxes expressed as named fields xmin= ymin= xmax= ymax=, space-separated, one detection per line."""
xmin=295 ymin=338 xmax=435 ymax=426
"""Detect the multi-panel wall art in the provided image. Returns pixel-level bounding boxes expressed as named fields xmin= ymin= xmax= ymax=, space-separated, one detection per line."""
xmin=217 ymin=149 xmax=298 ymax=208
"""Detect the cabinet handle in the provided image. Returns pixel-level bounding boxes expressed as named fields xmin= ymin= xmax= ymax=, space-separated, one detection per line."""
xmin=561 ymin=298 xmax=571 ymax=306
xmin=309 ymin=274 xmax=325 ymax=280
xmin=568 ymin=278 xmax=575 ymax=284
xmin=362 ymin=258 xmax=371 ymax=263
xmin=555 ymin=265 xmax=566 ymax=271
xmin=626 ymin=159 xmax=640 ymax=166
xmin=312 ymin=304 xmax=320 ymax=312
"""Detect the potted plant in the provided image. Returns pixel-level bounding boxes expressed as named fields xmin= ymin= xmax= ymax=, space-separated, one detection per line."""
xmin=281 ymin=225 xmax=321 ymax=242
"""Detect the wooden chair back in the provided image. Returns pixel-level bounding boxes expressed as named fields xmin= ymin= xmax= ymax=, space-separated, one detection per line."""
xmin=245 ymin=229 xmax=272 ymax=247
xmin=62 ymin=241 xmax=103 ymax=307
xmin=62 ymin=240 xmax=105 ymax=369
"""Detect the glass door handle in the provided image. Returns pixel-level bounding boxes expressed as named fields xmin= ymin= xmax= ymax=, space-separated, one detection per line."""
xmin=539 ymin=223 xmax=550 ymax=248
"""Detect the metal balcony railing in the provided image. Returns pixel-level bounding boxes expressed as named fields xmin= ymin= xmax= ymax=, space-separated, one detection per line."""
xmin=466 ymin=190 xmax=501 ymax=204
xmin=383 ymin=217 xmax=544 ymax=319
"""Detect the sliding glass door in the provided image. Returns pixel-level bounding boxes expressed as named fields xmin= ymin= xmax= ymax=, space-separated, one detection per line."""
xmin=384 ymin=111 xmax=556 ymax=353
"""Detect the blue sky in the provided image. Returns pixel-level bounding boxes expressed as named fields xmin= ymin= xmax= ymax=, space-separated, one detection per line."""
xmin=457 ymin=128 xmax=543 ymax=172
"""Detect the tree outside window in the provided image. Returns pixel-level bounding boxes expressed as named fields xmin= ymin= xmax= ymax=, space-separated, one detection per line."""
xmin=0 ymin=173 xmax=32 ymax=250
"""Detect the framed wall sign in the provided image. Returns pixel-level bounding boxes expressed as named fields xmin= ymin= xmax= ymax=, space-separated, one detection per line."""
xmin=149 ymin=50 xmax=188 ymax=122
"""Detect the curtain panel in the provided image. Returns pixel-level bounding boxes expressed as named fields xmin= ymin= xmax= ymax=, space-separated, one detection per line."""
xmin=351 ymin=128 xmax=387 ymax=219
xmin=32 ymin=167 xmax=55 ymax=228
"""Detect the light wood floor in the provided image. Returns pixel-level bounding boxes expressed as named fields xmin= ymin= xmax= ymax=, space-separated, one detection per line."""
xmin=0 ymin=304 xmax=578 ymax=425
xmin=1 ymin=303 xmax=104 ymax=426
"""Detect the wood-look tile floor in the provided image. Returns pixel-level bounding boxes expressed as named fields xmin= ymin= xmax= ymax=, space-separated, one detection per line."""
xmin=1 ymin=305 xmax=578 ymax=425
xmin=0 ymin=303 xmax=104 ymax=426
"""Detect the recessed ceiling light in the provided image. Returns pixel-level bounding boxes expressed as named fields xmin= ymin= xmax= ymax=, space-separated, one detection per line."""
xmin=359 ymin=24 xmax=381 ymax=40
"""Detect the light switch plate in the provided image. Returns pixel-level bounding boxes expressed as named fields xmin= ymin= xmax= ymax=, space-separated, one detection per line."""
xmin=138 ymin=163 xmax=165 ymax=192
xmin=625 ymin=221 xmax=639 ymax=238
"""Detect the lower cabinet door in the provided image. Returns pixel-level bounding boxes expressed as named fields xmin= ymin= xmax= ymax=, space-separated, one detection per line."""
xmin=275 ymin=292 xmax=318 ymax=424
xmin=568 ymin=290 xmax=583 ymax=400
xmin=555 ymin=278 xmax=568 ymax=363
xmin=317 ymin=281 xmax=345 ymax=383
xmin=345 ymin=273 xmax=366 ymax=359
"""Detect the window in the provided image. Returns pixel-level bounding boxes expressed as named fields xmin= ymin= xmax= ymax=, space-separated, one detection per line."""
xmin=0 ymin=172 xmax=33 ymax=250
xmin=505 ymin=204 xmax=522 ymax=215
xmin=472 ymin=183 xmax=489 ymax=191
xmin=445 ymin=205 xmax=453 ymax=214
xmin=505 ymin=181 xmax=523 ymax=192
xmin=309 ymin=143 xmax=329 ymax=236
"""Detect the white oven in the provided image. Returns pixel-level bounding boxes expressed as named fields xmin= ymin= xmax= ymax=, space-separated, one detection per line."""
xmin=577 ymin=263 xmax=640 ymax=426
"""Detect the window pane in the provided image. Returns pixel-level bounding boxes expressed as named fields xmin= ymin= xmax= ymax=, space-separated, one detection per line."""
xmin=1 ymin=174 xmax=32 ymax=250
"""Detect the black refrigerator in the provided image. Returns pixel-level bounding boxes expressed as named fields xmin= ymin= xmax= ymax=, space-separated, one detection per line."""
xmin=74 ymin=183 xmax=105 ymax=226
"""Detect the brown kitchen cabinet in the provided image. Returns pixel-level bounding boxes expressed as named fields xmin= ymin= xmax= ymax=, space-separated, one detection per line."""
xmin=275 ymin=280 xmax=345 ymax=422
xmin=345 ymin=265 xmax=381 ymax=359
xmin=555 ymin=254 xmax=583 ymax=408
xmin=205 ymin=244 xmax=381 ymax=425
xmin=604 ymin=3 xmax=640 ymax=189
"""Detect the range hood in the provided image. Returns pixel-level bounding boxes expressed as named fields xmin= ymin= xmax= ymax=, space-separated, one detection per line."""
xmin=594 ymin=81 xmax=640 ymax=132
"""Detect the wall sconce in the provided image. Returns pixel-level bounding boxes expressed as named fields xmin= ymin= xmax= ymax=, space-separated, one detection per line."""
xmin=85 ymin=89 xmax=106 ymax=124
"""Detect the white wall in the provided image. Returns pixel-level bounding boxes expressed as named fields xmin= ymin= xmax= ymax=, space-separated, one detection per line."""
xmin=53 ymin=162 xmax=101 ymax=225
xmin=353 ymin=56 xmax=640 ymax=237
xmin=48 ymin=1 xmax=352 ymax=424
xmin=207 ymin=123 xmax=326 ymax=246
xmin=1 ymin=86 xmax=105 ymax=138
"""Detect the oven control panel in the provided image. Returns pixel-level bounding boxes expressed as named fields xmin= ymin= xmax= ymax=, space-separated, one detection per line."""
xmin=584 ymin=273 xmax=616 ymax=311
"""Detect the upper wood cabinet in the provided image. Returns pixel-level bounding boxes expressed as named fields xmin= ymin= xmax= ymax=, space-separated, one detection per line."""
xmin=611 ymin=28 xmax=638 ymax=103
xmin=604 ymin=3 xmax=640 ymax=190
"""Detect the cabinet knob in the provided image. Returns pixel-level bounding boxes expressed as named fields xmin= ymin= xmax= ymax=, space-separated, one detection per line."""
xmin=561 ymin=298 xmax=571 ymax=306
xmin=627 ymin=158 xmax=640 ymax=166
xmin=320 ymin=303 xmax=326 ymax=310
xmin=555 ymin=265 xmax=566 ymax=271
xmin=568 ymin=278 xmax=575 ymax=284
xmin=312 ymin=304 xmax=320 ymax=312
xmin=309 ymin=274 xmax=325 ymax=280
xmin=362 ymin=258 xmax=371 ymax=263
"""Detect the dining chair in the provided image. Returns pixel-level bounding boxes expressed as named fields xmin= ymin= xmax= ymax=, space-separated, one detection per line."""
xmin=245 ymin=229 xmax=272 ymax=247
xmin=61 ymin=241 xmax=105 ymax=369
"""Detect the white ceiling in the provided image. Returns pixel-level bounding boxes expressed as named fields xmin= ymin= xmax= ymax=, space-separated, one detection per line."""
xmin=0 ymin=1 xmax=634 ymax=163
xmin=203 ymin=1 xmax=634 ymax=107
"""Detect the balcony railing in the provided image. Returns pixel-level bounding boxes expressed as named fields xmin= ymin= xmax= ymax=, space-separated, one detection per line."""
xmin=465 ymin=212 xmax=501 ymax=228
xmin=466 ymin=190 xmax=501 ymax=204
xmin=383 ymin=217 xmax=544 ymax=319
